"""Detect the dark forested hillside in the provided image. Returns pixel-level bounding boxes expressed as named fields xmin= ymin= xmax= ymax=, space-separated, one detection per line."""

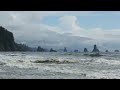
xmin=0 ymin=26 xmax=31 ymax=51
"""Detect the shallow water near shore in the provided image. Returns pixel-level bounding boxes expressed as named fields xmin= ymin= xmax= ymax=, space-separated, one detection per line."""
xmin=0 ymin=52 xmax=120 ymax=79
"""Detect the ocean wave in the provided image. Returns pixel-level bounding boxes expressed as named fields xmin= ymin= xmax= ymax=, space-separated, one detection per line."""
xmin=17 ymin=60 xmax=24 ymax=63
xmin=31 ymin=59 xmax=77 ymax=64
xmin=7 ymin=54 xmax=18 ymax=57
xmin=0 ymin=61 xmax=6 ymax=66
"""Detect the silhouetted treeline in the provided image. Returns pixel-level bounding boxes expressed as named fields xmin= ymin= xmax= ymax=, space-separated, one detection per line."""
xmin=15 ymin=43 xmax=31 ymax=51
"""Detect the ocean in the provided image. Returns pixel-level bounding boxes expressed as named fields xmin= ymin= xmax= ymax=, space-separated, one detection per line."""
xmin=0 ymin=52 xmax=120 ymax=79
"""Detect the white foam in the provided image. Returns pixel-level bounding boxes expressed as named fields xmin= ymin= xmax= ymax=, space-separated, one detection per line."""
xmin=90 ymin=58 xmax=120 ymax=65
xmin=1 ymin=52 xmax=120 ymax=79
xmin=86 ymin=69 xmax=120 ymax=79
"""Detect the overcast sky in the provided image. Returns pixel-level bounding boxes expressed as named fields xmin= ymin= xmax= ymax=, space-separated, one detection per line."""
xmin=1 ymin=11 xmax=120 ymax=51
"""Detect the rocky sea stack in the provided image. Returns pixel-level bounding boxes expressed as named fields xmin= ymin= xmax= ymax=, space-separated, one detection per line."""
xmin=84 ymin=48 xmax=88 ymax=52
xmin=50 ymin=48 xmax=57 ymax=52
xmin=37 ymin=46 xmax=45 ymax=52
xmin=92 ymin=44 xmax=99 ymax=53
xmin=114 ymin=50 xmax=119 ymax=52
xmin=105 ymin=50 xmax=109 ymax=52
xmin=64 ymin=47 xmax=67 ymax=52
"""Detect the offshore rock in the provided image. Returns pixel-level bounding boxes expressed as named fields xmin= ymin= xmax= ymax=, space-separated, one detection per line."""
xmin=92 ymin=44 xmax=99 ymax=53
xmin=84 ymin=48 xmax=88 ymax=52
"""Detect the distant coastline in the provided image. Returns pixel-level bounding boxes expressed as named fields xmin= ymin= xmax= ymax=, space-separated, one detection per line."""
xmin=0 ymin=26 xmax=120 ymax=53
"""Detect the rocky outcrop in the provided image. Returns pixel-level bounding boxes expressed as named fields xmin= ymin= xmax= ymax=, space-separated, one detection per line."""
xmin=50 ymin=48 xmax=57 ymax=52
xmin=105 ymin=50 xmax=108 ymax=52
xmin=84 ymin=48 xmax=88 ymax=52
xmin=0 ymin=26 xmax=16 ymax=51
xmin=64 ymin=47 xmax=67 ymax=52
xmin=74 ymin=49 xmax=78 ymax=52
xmin=92 ymin=44 xmax=99 ymax=53
xmin=15 ymin=43 xmax=30 ymax=51
xmin=37 ymin=46 xmax=45 ymax=52
xmin=114 ymin=50 xmax=119 ymax=52
xmin=89 ymin=53 xmax=103 ymax=57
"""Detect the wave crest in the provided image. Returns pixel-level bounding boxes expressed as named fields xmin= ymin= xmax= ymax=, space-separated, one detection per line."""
xmin=31 ymin=59 xmax=76 ymax=64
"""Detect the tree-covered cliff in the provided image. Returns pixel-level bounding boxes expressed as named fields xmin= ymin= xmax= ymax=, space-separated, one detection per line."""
xmin=0 ymin=26 xmax=31 ymax=51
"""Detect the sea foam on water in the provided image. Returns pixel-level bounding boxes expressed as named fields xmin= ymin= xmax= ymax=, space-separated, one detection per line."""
xmin=0 ymin=52 xmax=120 ymax=79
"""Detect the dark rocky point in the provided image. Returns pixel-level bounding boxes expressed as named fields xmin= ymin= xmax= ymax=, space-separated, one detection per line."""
xmin=0 ymin=26 xmax=31 ymax=51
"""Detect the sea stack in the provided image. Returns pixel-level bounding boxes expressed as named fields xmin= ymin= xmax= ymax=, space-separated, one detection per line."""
xmin=64 ymin=47 xmax=67 ymax=52
xmin=50 ymin=48 xmax=57 ymax=52
xmin=105 ymin=50 xmax=109 ymax=52
xmin=37 ymin=46 xmax=45 ymax=52
xmin=84 ymin=48 xmax=88 ymax=52
xmin=74 ymin=49 xmax=78 ymax=52
xmin=92 ymin=44 xmax=99 ymax=53
xmin=114 ymin=50 xmax=119 ymax=52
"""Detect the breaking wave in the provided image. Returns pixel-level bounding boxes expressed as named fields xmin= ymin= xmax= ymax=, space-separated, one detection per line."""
xmin=31 ymin=59 xmax=77 ymax=64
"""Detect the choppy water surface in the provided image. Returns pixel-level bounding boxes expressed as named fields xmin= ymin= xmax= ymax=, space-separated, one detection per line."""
xmin=0 ymin=52 xmax=120 ymax=79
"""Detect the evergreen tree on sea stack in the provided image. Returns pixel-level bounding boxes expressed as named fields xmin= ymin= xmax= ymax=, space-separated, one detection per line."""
xmin=64 ymin=47 xmax=67 ymax=52
xmin=84 ymin=48 xmax=88 ymax=52
xmin=92 ymin=44 xmax=99 ymax=53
